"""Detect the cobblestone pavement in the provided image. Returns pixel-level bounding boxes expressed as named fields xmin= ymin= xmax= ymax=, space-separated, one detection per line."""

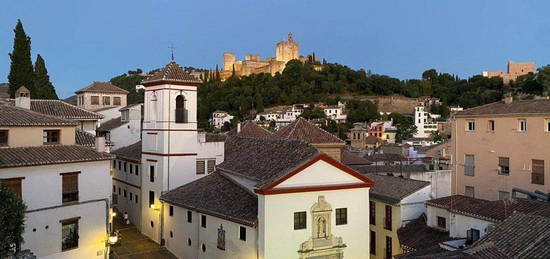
xmin=109 ymin=214 xmax=176 ymax=259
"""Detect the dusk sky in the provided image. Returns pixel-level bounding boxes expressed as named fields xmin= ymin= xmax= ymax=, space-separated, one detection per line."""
xmin=1 ymin=0 xmax=549 ymax=98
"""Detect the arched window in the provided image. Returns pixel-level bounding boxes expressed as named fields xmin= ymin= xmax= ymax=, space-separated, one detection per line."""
xmin=175 ymin=95 xmax=187 ymax=123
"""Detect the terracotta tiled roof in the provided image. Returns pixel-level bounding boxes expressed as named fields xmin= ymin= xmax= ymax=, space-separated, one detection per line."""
xmin=352 ymin=164 xmax=426 ymax=174
xmin=75 ymin=129 xmax=95 ymax=147
xmin=426 ymin=195 xmax=550 ymax=222
xmin=97 ymin=117 xmax=125 ymax=132
xmin=226 ymin=121 xmax=272 ymax=138
xmin=397 ymin=214 xmax=453 ymax=256
xmin=221 ymin=136 xmax=319 ymax=188
xmin=160 ymin=173 xmax=257 ymax=226
xmin=75 ymin=81 xmax=128 ymax=94
xmin=404 ymin=213 xmax=550 ymax=259
xmin=365 ymin=135 xmax=380 ymax=144
xmin=0 ymin=145 xmax=113 ymax=168
xmin=205 ymin=133 xmax=226 ymax=142
xmin=142 ymin=61 xmax=202 ymax=85
xmin=118 ymin=103 xmax=142 ymax=111
xmin=111 ymin=141 xmax=141 ymax=162
xmin=8 ymin=99 xmax=102 ymax=120
xmin=365 ymin=152 xmax=406 ymax=162
xmin=273 ymin=118 xmax=344 ymax=144
xmin=0 ymin=104 xmax=78 ymax=126
xmin=456 ymin=98 xmax=550 ymax=117
xmin=341 ymin=149 xmax=372 ymax=166
xmin=367 ymin=174 xmax=430 ymax=204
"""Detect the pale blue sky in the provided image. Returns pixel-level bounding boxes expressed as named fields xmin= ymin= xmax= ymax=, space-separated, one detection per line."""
xmin=1 ymin=0 xmax=549 ymax=98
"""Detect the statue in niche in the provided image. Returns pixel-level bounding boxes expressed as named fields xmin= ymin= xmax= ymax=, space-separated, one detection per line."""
xmin=217 ymin=224 xmax=225 ymax=250
xmin=317 ymin=217 xmax=327 ymax=238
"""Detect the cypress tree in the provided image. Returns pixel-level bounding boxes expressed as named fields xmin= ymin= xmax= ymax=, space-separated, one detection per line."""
xmin=33 ymin=54 xmax=58 ymax=99
xmin=8 ymin=20 xmax=34 ymax=97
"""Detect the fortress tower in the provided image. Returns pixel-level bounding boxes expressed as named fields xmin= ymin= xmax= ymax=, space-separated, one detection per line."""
xmin=223 ymin=52 xmax=236 ymax=71
xmin=276 ymin=33 xmax=299 ymax=62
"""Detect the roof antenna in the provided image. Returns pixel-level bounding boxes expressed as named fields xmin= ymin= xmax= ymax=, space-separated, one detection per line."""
xmin=169 ymin=44 xmax=176 ymax=61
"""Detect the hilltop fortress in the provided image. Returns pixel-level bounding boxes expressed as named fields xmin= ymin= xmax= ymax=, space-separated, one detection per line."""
xmin=220 ymin=33 xmax=315 ymax=79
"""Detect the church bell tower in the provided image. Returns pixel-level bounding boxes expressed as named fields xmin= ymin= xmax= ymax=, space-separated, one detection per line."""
xmin=139 ymin=61 xmax=203 ymax=242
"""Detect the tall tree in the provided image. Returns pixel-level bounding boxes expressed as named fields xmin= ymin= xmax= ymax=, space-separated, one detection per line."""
xmin=0 ymin=183 xmax=26 ymax=256
xmin=8 ymin=20 xmax=34 ymax=97
xmin=33 ymin=54 xmax=58 ymax=99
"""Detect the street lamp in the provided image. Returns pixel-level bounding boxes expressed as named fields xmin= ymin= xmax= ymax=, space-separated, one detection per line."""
xmin=108 ymin=232 xmax=119 ymax=246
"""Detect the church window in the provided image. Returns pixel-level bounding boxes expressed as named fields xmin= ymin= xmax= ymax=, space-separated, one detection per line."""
xmin=239 ymin=226 xmax=246 ymax=241
xmin=175 ymin=95 xmax=187 ymax=123
xmin=294 ymin=211 xmax=306 ymax=230
xmin=336 ymin=208 xmax=347 ymax=225
xmin=187 ymin=211 xmax=192 ymax=223
xmin=201 ymin=215 xmax=207 ymax=228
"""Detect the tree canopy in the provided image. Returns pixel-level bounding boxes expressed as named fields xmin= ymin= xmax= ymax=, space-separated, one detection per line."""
xmin=33 ymin=54 xmax=58 ymax=99
xmin=0 ymin=184 xmax=26 ymax=256
xmin=8 ymin=20 xmax=34 ymax=97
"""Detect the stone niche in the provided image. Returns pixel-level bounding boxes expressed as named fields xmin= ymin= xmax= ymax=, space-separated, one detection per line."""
xmin=298 ymin=196 xmax=346 ymax=259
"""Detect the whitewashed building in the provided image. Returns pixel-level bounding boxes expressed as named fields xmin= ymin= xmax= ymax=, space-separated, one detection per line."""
xmin=161 ymin=137 xmax=374 ymax=259
xmin=96 ymin=104 xmax=142 ymax=151
xmin=210 ymin=110 xmax=234 ymax=129
xmin=413 ymin=106 xmax=439 ymax=138
xmin=0 ymin=103 xmax=113 ymax=259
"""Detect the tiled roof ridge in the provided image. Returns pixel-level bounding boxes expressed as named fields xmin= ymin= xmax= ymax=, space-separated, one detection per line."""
xmin=142 ymin=61 xmax=202 ymax=84
xmin=0 ymin=144 xmax=114 ymax=168
xmin=75 ymin=81 xmax=129 ymax=94
xmin=218 ymin=171 xmax=258 ymax=196
xmin=242 ymin=121 xmax=273 ymax=136
xmin=36 ymin=99 xmax=103 ymax=119
xmin=1 ymin=104 xmax=79 ymax=126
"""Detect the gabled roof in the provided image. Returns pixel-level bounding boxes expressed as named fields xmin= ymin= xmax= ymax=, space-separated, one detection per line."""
xmin=8 ymin=99 xmax=103 ymax=120
xmin=426 ymin=195 xmax=550 ymax=222
xmin=367 ymin=174 xmax=430 ymax=204
xmin=142 ymin=61 xmax=202 ymax=85
xmin=0 ymin=104 xmax=78 ymax=126
xmin=273 ymin=117 xmax=344 ymax=144
xmin=221 ymin=136 xmax=320 ymax=189
xmin=160 ymin=173 xmax=257 ymax=226
xmin=111 ymin=141 xmax=142 ymax=163
xmin=75 ymin=129 xmax=96 ymax=147
xmin=0 ymin=145 xmax=113 ymax=169
xmin=75 ymin=81 xmax=128 ymax=94
xmin=341 ymin=149 xmax=372 ymax=166
xmin=226 ymin=121 xmax=272 ymax=138
xmin=96 ymin=117 xmax=125 ymax=132
xmin=456 ymin=98 xmax=550 ymax=117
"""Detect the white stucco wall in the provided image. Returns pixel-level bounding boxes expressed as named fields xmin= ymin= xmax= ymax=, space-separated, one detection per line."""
xmin=163 ymin=205 xmax=257 ymax=259
xmin=407 ymin=170 xmax=451 ymax=199
xmin=97 ymin=107 xmax=122 ymax=124
xmin=426 ymin=205 xmax=450 ymax=231
xmin=258 ymin=188 xmax=370 ymax=259
xmin=400 ymin=185 xmax=432 ymax=226
xmin=112 ymin=159 xmax=142 ymax=228
xmin=450 ymin=214 xmax=492 ymax=239
xmin=0 ymin=160 xmax=112 ymax=258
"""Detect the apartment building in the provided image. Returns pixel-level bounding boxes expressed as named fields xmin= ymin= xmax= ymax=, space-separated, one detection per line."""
xmin=0 ymin=102 xmax=113 ymax=259
xmin=453 ymin=96 xmax=550 ymax=200
xmin=75 ymin=82 xmax=128 ymax=111
xmin=366 ymin=174 xmax=431 ymax=259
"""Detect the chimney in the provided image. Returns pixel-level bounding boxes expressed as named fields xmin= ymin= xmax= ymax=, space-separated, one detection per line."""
xmin=237 ymin=122 xmax=241 ymax=133
xmin=503 ymin=94 xmax=513 ymax=104
xmin=95 ymin=136 xmax=106 ymax=153
xmin=14 ymin=86 xmax=31 ymax=109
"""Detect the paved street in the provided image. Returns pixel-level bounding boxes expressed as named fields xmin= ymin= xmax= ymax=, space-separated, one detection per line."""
xmin=110 ymin=214 xmax=177 ymax=259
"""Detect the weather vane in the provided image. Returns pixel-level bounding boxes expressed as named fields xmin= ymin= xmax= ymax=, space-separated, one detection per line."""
xmin=169 ymin=44 xmax=176 ymax=61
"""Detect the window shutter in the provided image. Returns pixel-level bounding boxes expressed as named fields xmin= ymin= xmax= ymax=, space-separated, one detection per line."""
xmin=207 ymin=160 xmax=215 ymax=174
xmin=196 ymin=160 xmax=205 ymax=174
